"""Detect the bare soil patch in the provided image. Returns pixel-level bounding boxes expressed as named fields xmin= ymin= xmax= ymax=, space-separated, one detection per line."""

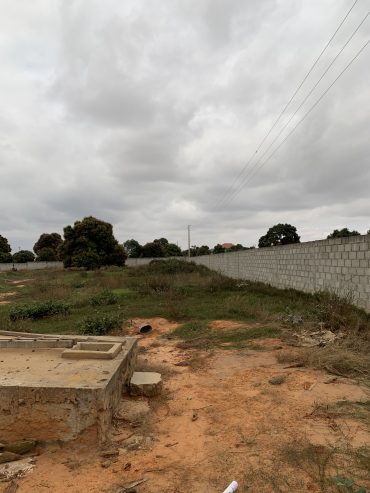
xmin=209 ymin=319 xmax=260 ymax=331
xmin=13 ymin=318 xmax=370 ymax=493
xmin=0 ymin=292 xmax=16 ymax=305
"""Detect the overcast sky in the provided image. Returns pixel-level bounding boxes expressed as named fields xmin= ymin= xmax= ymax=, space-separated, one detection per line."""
xmin=0 ymin=0 xmax=369 ymax=251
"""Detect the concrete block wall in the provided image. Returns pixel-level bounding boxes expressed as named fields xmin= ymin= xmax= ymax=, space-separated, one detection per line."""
xmin=0 ymin=261 xmax=63 ymax=272
xmin=190 ymin=235 xmax=370 ymax=313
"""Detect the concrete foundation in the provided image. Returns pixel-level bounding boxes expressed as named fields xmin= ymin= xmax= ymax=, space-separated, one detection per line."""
xmin=0 ymin=332 xmax=138 ymax=443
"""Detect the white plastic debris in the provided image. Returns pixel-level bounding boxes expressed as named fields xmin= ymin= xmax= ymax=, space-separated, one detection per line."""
xmin=223 ymin=480 xmax=239 ymax=493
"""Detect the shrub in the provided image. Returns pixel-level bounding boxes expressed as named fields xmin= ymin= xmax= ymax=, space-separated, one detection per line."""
xmin=146 ymin=259 xmax=208 ymax=275
xmin=9 ymin=300 xmax=70 ymax=321
xmin=89 ymin=290 xmax=118 ymax=306
xmin=79 ymin=312 xmax=124 ymax=335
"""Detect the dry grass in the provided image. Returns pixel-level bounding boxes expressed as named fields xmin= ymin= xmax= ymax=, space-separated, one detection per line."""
xmin=268 ymin=374 xmax=287 ymax=385
xmin=246 ymin=438 xmax=370 ymax=493
xmin=277 ymin=347 xmax=369 ymax=382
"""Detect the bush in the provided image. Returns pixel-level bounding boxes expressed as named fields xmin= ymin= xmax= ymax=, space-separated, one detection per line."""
xmin=9 ymin=300 xmax=70 ymax=321
xmin=79 ymin=312 xmax=124 ymax=335
xmin=89 ymin=290 xmax=118 ymax=306
xmin=146 ymin=259 xmax=208 ymax=275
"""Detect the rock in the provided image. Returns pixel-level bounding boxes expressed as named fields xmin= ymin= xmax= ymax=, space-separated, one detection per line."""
xmin=100 ymin=460 xmax=111 ymax=468
xmin=130 ymin=372 xmax=162 ymax=397
xmin=100 ymin=449 xmax=119 ymax=459
xmin=3 ymin=440 xmax=36 ymax=455
xmin=0 ymin=452 xmax=22 ymax=464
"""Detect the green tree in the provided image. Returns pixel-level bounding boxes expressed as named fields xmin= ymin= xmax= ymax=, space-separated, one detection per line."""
xmin=0 ymin=235 xmax=11 ymax=254
xmin=197 ymin=245 xmax=211 ymax=256
xmin=34 ymin=233 xmax=63 ymax=261
xmin=258 ymin=224 xmax=300 ymax=248
xmin=124 ymin=239 xmax=143 ymax=258
xmin=213 ymin=244 xmax=225 ymax=254
xmin=59 ymin=216 xmax=126 ymax=269
xmin=327 ymin=228 xmax=361 ymax=239
xmin=229 ymin=243 xmax=246 ymax=252
xmin=13 ymin=250 xmax=35 ymax=263
xmin=141 ymin=241 xmax=164 ymax=258
xmin=0 ymin=252 xmax=12 ymax=263
xmin=35 ymin=247 xmax=59 ymax=261
xmin=166 ymin=243 xmax=182 ymax=256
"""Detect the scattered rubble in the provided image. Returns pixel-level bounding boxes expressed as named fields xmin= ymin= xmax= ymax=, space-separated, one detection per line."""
xmin=293 ymin=329 xmax=342 ymax=347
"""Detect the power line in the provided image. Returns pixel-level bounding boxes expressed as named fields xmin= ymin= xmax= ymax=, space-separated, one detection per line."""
xmin=216 ymin=0 xmax=359 ymax=209
xmin=223 ymin=37 xmax=370 ymax=206
xmin=221 ymin=8 xmax=370 ymax=207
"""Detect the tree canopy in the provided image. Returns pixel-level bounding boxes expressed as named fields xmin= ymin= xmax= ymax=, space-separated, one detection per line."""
xmin=0 ymin=235 xmax=11 ymax=254
xmin=0 ymin=235 xmax=12 ymax=263
xmin=125 ymin=237 xmax=182 ymax=258
xmin=213 ymin=244 xmax=225 ymax=254
xmin=124 ymin=239 xmax=143 ymax=258
xmin=60 ymin=216 xmax=126 ymax=269
xmin=327 ymin=228 xmax=361 ymax=239
xmin=34 ymin=232 xmax=63 ymax=261
xmin=13 ymin=250 xmax=35 ymax=263
xmin=258 ymin=224 xmax=300 ymax=248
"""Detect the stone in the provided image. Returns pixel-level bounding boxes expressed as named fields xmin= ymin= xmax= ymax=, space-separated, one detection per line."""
xmin=130 ymin=372 xmax=162 ymax=397
xmin=0 ymin=452 xmax=21 ymax=464
xmin=100 ymin=449 xmax=119 ymax=459
xmin=3 ymin=440 xmax=36 ymax=455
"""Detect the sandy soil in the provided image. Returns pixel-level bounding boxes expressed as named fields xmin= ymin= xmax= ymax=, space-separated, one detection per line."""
xmin=10 ymin=318 xmax=370 ymax=493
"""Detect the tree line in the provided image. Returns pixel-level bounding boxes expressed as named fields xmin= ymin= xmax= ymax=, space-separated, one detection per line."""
xmin=123 ymin=238 xmax=253 ymax=258
xmin=0 ymin=217 xmax=368 ymax=268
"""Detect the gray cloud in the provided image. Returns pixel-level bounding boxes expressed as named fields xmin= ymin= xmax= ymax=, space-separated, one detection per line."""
xmin=0 ymin=0 xmax=369 ymax=252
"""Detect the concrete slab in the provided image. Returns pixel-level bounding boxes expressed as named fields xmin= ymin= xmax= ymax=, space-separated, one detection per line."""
xmin=130 ymin=371 xmax=162 ymax=397
xmin=0 ymin=334 xmax=138 ymax=443
xmin=62 ymin=341 xmax=123 ymax=360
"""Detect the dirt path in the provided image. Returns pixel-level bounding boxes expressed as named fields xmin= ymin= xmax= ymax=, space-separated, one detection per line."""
xmin=14 ymin=318 xmax=370 ymax=493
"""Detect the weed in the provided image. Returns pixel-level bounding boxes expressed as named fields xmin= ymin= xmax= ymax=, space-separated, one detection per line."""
xmin=269 ymin=374 xmax=287 ymax=385
xmin=205 ymin=273 xmax=238 ymax=292
xmin=332 ymin=476 xmax=366 ymax=493
xmin=9 ymin=300 xmax=70 ymax=321
xmin=89 ymin=289 xmax=118 ymax=306
xmin=79 ymin=312 xmax=124 ymax=335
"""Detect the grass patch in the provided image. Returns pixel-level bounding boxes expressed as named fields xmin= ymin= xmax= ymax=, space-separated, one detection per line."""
xmin=112 ymin=288 xmax=131 ymax=295
xmin=0 ymin=263 xmax=369 ymax=382
xmin=79 ymin=312 xmax=124 ymax=335
xmin=247 ymin=439 xmax=370 ymax=493
xmin=165 ymin=320 xmax=280 ymax=349
xmin=9 ymin=300 xmax=70 ymax=321
xmin=89 ymin=289 xmax=118 ymax=306
xmin=277 ymin=347 xmax=369 ymax=381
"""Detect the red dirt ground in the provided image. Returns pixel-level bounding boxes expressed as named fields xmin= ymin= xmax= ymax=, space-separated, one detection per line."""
xmin=9 ymin=318 xmax=370 ymax=493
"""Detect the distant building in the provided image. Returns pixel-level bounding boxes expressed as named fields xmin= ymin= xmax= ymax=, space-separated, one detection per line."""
xmin=221 ymin=243 xmax=234 ymax=250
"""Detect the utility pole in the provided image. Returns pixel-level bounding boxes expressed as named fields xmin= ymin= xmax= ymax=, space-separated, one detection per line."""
xmin=187 ymin=225 xmax=191 ymax=259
